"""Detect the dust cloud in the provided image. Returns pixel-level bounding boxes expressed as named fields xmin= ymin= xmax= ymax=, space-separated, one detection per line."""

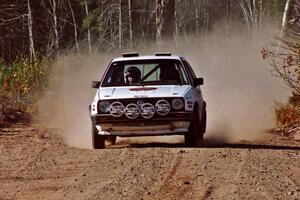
xmin=38 ymin=54 xmax=114 ymax=148
xmin=39 ymin=25 xmax=290 ymax=148
xmin=182 ymin=31 xmax=289 ymax=143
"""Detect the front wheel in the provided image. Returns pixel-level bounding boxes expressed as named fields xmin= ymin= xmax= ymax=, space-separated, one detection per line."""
xmin=92 ymin=122 xmax=105 ymax=149
xmin=200 ymin=109 xmax=206 ymax=134
xmin=185 ymin=108 xmax=204 ymax=147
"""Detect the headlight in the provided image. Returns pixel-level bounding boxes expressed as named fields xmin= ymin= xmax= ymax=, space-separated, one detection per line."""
xmin=125 ymin=103 xmax=140 ymax=119
xmin=141 ymin=103 xmax=155 ymax=119
xmin=99 ymin=101 xmax=110 ymax=113
xmin=171 ymin=98 xmax=184 ymax=110
xmin=155 ymin=100 xmax=171 ymax=116
xmin=109 ymin=102 xmax=125 ymax=117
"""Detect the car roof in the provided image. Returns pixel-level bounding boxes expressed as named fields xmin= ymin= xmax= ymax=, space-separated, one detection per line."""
xmin=112 ymin=55 xmax=183 ymax=62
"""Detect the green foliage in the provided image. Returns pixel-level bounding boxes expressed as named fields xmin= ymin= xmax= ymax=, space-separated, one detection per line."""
xmin=82 ymin=9 xmax=100 ymax=30
xmin=0 ymin=57 xmax=50 ymax=111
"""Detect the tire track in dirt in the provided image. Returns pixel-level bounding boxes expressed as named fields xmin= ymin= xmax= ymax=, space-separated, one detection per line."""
xmin=61 ymin=148 xmax=159 ymax=200
xmin=220 ymin=150 xmax=248 ymax=199
xmin=149 ymin=154 xmax=184 ymax=199
xmin=58 ymin=150 xmax=126 ymax=200
xmin=147 ymin=149 xmax=224 ymax=200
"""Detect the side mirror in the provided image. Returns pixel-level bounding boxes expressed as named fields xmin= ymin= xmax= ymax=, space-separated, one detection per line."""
xmin=91 ymin=81 xmax=101 ymax=88
xmin=193 ymin=78 xmax=204 ymax=86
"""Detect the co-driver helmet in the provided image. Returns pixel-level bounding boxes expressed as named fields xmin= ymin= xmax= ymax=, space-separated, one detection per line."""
xmin=124 ymin=66 xmax=141 ymax=84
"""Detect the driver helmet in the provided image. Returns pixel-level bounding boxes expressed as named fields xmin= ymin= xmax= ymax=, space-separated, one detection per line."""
xmin=159 ymin=63 xmax=178 ymax=80
xmin=124 ymin=66 xmax=141 ymax=84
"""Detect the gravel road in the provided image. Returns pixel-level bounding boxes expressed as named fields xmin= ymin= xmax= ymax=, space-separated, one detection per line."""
xmin=0 ymin=124 xmax=299 ymax=200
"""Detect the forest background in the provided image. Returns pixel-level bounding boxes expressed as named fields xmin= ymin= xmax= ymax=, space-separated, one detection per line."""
xmin=0 ymin=0 xmax=299 ymax=130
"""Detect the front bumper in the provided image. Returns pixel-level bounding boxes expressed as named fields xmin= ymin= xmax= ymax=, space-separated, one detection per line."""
xmin=91 ymin=112 xmax=193 ymax=136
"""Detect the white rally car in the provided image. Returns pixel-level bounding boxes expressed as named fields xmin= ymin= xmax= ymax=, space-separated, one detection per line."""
xmin=90 ymin=53 xmax=206 ymax=149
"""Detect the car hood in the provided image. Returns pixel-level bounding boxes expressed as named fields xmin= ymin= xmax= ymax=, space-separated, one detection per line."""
xmin=98 ymin=85 xmax=191 ymax=100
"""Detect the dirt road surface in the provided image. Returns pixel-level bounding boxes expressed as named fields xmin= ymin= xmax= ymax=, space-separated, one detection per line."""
xmin=0 ymin=123 xmax=300 ymax=200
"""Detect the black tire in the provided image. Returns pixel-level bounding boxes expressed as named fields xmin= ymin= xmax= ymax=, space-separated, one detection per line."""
xmin=185 ymin=106 xmax=204 ymax=147
xmin=92 ymin=122 xmax=105 ymax=149
xmin=200 ymin=109 xmax=207 ymax=134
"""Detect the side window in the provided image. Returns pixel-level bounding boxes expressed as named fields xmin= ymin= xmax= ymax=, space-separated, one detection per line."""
xmin=102 ymin=63 xmax=125 ymax=86
xmin=182 ymin=60 xmax=194 ymax=83
xmin=184 ymin=61 xmax=202 ymax=89
xmin=175 ymin=63 xmax=188 ymax=84
xmin=186 ymin=61 xmax=196 ymax=78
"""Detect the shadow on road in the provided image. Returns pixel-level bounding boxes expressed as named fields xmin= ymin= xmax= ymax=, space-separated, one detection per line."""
xmin=203 ymin=143 xmax=300 ymax=150
xmin=109 ymin=141 xmax=300 ymax=151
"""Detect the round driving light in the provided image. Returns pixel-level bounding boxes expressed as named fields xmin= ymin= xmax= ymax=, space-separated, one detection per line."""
xmin=109 ymin=102 xmax=124 ymax=117
xmin=141 ymin=103 xmax=155 ymax=119
xmin=99 ymin=101 xmax=110 ymax=113
xmin=125 ymin=103 xmax=140 ymax=119
xmin=171 ymin=98 xmax=184 ymax=110
xmin=155 ymin=100 xmax=171 ymax=116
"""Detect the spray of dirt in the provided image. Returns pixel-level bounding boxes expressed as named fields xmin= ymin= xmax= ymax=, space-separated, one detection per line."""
xmin=39 ymin=25 xmax=290 ymax=148
xmin=38 ymin=54 xmax=115 ymax=148
xmin=184 ymin=31 xmax=289 ymax=144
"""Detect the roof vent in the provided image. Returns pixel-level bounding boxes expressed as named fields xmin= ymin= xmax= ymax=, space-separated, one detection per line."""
xmin=155 ymin=52 xmax=171 ymax=56
xmin=122 ymin=52 xmax=139 ymax=57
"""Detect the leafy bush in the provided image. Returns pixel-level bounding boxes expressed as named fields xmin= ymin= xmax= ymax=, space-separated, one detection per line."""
xmin=274 ymin=103 xmax=300 ymax=126
xmin=0 ymin=57 xmax=50 ymax=118
xmin=274 ymin=92 xmax=300 ymax=125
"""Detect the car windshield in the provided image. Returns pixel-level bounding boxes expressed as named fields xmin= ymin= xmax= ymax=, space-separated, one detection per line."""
xmin=102 ymin=59 xmax=189 ymax=87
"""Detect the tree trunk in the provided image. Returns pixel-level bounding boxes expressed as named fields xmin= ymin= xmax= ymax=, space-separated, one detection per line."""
xmin=174 ymin=0 xmax=179 ymax=44
xmin=239 ymin=0 xmax=251 ymax=32
xmin=253 ymin=0 xmax=257 ymax=31
xmin=145 ymin=0 xmax=150 ymax=38
xmin=1 ymin=42 xmax=3 ymax=60
xmin=118 ymin=0 xmax=122 ymax=49
xmin=245 ymin=0 xmax=254 ymax=31
xmin=156 ymin=0 xmax=176 ymax=44
xmin=204 ymin=0 xmax=209 ymax=37
xmin=225 ymin=0 xmax=231 ymax=39
xmin=27 ymin=0 xmax=35 ymax=62
xmin=67 ymin=0 xmax=79 ymax=53
xmin=259 ymin=0 xmax=262 ymax=32
xmin=52 ymin=0 xmax=59 ymax=53
xmin=277 ymin=0 xmax=292 ymax=51
xmin=84 ymin=0 xmax=92 ymax=53
xmin=128 ymin=0 xmax=133 ymax=49
xmin=195 ymin=0 xmax=199 ymax=35
xmin=281 ymin=0 xmax=292 ymax=37
xmin=8 ymin=39 xmax=11 ymax=63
